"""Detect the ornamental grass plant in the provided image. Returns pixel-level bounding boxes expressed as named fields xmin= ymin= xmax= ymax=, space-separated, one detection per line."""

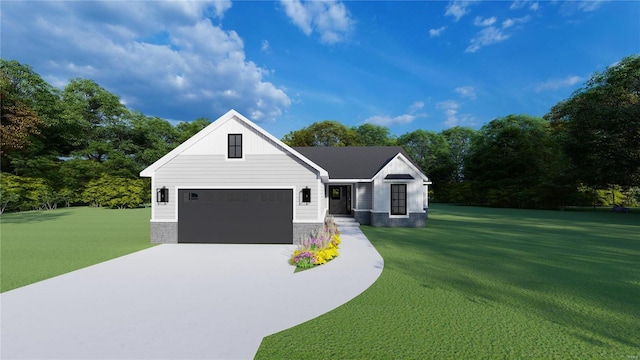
xmin=290 ymin=216 xmax=341 ymax=269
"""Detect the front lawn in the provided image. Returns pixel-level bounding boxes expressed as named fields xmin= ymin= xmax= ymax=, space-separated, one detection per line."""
xmin=1 ymin=207 xmax=154 ymax=292
xmin=256 ymin=204 xmax=640 ymax=359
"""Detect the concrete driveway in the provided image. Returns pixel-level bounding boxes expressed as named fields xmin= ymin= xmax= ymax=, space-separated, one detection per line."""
xmin=0 ymin=226 xmax=383 ymax=359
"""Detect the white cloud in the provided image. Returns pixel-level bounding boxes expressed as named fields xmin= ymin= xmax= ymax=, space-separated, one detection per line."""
xmin=577 ymin=0 xmax=605 ymax=12
xmin=364 ymin=114 xmax=417 ymax=127
xmin=510 ymin=1 xmax=539 ymax=11
xmin=558 ymin=0 xmax=606 ymax=15
xmin=534 ymin=75 xmax=583 ymax=92
xmin=409 ymin=101 xmax=425 ymax=112
xmin=455 ymin=86 xmax=476 ymax=100
xmin=445 ymin=0 xmax=474 ymax=22
xmin=465 ymin=26 xmax=510 ymax=53
xmin=261 ymin=40 xmax=270 ymax=52
xmin=429 ymin=26 xmax=447 ymax=38
xmin=212 ymin=0 xmax=233 ymax=19
xmin=364 ymin=101 xmax=426 ymax=127
xmin=280 ymin=0 xmax=354 ymax=44
xmin=436 ymin=100 xmax=476 ymax=128
xmin=2 ymin=1 xmax=291 ymax=122
xmin=502 ymin=16 xmax=531 ymax=29
xmin=474 ymin=16 xmax=497 ymax=27
xmin=437 ymin=100 xmax=460 ymax=127
xmin=510 ymin=0 xmax=527 ymax=10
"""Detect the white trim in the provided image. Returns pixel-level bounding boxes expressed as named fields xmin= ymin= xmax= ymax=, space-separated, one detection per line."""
xmin=140 ymin=109 xmax=329 ymax=181
xmin=317 ymin=178 xmax=323 ymax=221
xmin=150 ymin=219 xmax=178 ymax=223
xmin=292 ymin=220 xmax=324 ymax=224
xmin=151 ymin=176 xmax=156 ymax=220
xmin=383 ymin=178 xmax=413 ymax=183
xmin=369 ymin=210 xmax=426 ymax=214
xmin=327 ymin=178 xmax=372 ymax=183
xmin=371 ymin=153 xmax=430 ymax=183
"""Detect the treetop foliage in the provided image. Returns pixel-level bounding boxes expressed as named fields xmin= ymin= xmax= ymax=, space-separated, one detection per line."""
xmin=546 ymin=54 xmax=640 ymax=188
xmin=1 ymin=54 xmax=639 ymax=211
xmin=0 ymin=59 xmax=209 ymax=211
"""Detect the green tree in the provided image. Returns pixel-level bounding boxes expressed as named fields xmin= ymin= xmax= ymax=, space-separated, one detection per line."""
xmin=441 ymin=127 xmax=477 ymax=183
xmin=62 ymin=78 xmax=129 ymax=162
xmin=176 ymin=117 xmax=210 ymax=144
xmin=352 ymin=123 xmax=395 ymax=146
xmin=81 ymin=175 xmax=147 ymax=209
xmin=465 ymin=115 xmax=573 ymax=209
xmin=0 ymin=173 xmax=58 ymax=211
xmin=546 ymin=54 xmax=640 ymax=189
xmin=0 ymin=60 xmax=70 ymax=177
xmin=0 ymin=73 xmax=43 ymax=155
xmin=396 ymin=130 xmax=453 ymax=184
xmin=282 ymin=120 xmax=358 ymax=146
xmin=0 ymin=173 xmax=21 ymax=213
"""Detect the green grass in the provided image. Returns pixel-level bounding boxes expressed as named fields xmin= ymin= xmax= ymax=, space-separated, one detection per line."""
xmin=1 ymin=206 xmax=154 ymax=292
xmin=256 ymin=204 xmax=640 ymax=359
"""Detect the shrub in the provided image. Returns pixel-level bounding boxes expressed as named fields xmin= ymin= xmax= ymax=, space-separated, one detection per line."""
xmin=290 ymin=216 xmax=341 ymax=269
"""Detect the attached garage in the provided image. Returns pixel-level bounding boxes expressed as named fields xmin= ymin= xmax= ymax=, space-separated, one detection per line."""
xmin=178 ymin=189 xmax=293 ymax=244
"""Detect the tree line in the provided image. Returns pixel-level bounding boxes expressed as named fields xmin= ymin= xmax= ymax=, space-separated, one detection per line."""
xmin=1 ymin=59 xmax=210 ymax=212
xmin=282 ymin=54 xmax=640 ymax=209
xmin=1 ymin=55 xmax=638 ymax=212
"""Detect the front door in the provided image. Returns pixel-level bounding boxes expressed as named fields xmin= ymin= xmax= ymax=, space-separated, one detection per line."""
xmin=329 ymin=185 xmax=351 ymax=215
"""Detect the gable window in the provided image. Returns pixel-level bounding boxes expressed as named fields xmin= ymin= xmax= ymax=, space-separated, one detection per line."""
xmin=228 ymin=134 xmax=242 ymax=159
xmin=391 ymin=184 xmax=407 ymax=215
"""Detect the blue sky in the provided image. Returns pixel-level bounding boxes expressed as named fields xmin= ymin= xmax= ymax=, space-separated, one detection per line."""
xmin=2 ymin=1 xmax=638 ymax=138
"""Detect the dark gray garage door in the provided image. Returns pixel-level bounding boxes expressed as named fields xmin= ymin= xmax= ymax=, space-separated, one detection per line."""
xmin=178 ymin=189 xmax=293 ymax=244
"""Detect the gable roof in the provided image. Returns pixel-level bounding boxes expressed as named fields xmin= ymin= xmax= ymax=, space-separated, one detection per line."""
xmin=293 ymin=146 xmax=425 ymax=180
xmin=140 ymin=110 xmax=328 ymax=180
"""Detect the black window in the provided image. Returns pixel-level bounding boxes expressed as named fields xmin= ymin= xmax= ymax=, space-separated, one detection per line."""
xmin=228 ymin=134 xmax=242 ymax=158
xmin=391 ymin=184 xmax=407 ymax=215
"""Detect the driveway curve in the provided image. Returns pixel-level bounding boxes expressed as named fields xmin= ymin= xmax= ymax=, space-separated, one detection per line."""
xmin=1 ymin=225 xmax=383 ymax=359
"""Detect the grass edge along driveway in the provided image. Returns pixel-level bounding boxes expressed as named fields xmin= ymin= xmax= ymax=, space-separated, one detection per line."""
xmin=256 ymin=204 xmax=639 ymax=359
xmin=1 ymin=207 xmax=154 ymax=293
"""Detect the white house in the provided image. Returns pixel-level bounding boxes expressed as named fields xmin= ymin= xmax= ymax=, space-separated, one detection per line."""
xmin=140 ymin=110 xmax=431 ymax=244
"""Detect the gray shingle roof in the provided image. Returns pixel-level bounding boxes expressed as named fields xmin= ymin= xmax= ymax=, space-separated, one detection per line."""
xmin=293 ymin=146 xmax=415 ymax=179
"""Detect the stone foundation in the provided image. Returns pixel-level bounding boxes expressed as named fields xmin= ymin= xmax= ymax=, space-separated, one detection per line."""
xmin=292 ymin=222 xmax=324 ymax=245
xmin=353 ymin=209 xmax=371 ymax=225
xmin=370 ymin=211 xmax=427 ymax=227
xmin=150 ymin=221 xmax=178 ymax=243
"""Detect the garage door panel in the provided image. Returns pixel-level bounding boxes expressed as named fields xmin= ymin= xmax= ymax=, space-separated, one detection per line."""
xmin=178 ymin=189 xmax=292 ymax=244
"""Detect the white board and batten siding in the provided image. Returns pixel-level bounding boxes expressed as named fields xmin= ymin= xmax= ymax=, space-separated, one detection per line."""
xmin=150 ymin=115 xmax=323 ymax=222
xmin=372 ymin=155 xmax=427 ymax=214
xmin=356 ymin=182 xmax=373 ymax=210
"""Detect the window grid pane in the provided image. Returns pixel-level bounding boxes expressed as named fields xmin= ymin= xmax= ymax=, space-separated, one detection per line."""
xmin=391 ymin=184 xmax=407 ymax=215
xmin=228 ymin=134 xmax=242 ymax=158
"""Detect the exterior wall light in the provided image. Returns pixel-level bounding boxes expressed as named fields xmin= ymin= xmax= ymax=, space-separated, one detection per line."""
xmin=157 ymin=187 xmax=169 ymax=204
xmin=302 ymin=187 xmax=311 ymax=203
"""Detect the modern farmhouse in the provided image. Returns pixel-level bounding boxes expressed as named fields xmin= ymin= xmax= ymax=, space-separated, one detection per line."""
xmin=140 ymin=110 xmax=431 ymax=244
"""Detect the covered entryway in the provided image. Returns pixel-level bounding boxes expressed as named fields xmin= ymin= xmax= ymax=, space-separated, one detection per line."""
xmin=329 ymin=185 xmax=351 ymax=215
xmin=178 ymin=189 xmax=293 ymax=244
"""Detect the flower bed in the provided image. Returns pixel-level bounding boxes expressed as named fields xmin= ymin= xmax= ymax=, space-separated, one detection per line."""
xmin=290 ymin=217 xmax=341 ymax=270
